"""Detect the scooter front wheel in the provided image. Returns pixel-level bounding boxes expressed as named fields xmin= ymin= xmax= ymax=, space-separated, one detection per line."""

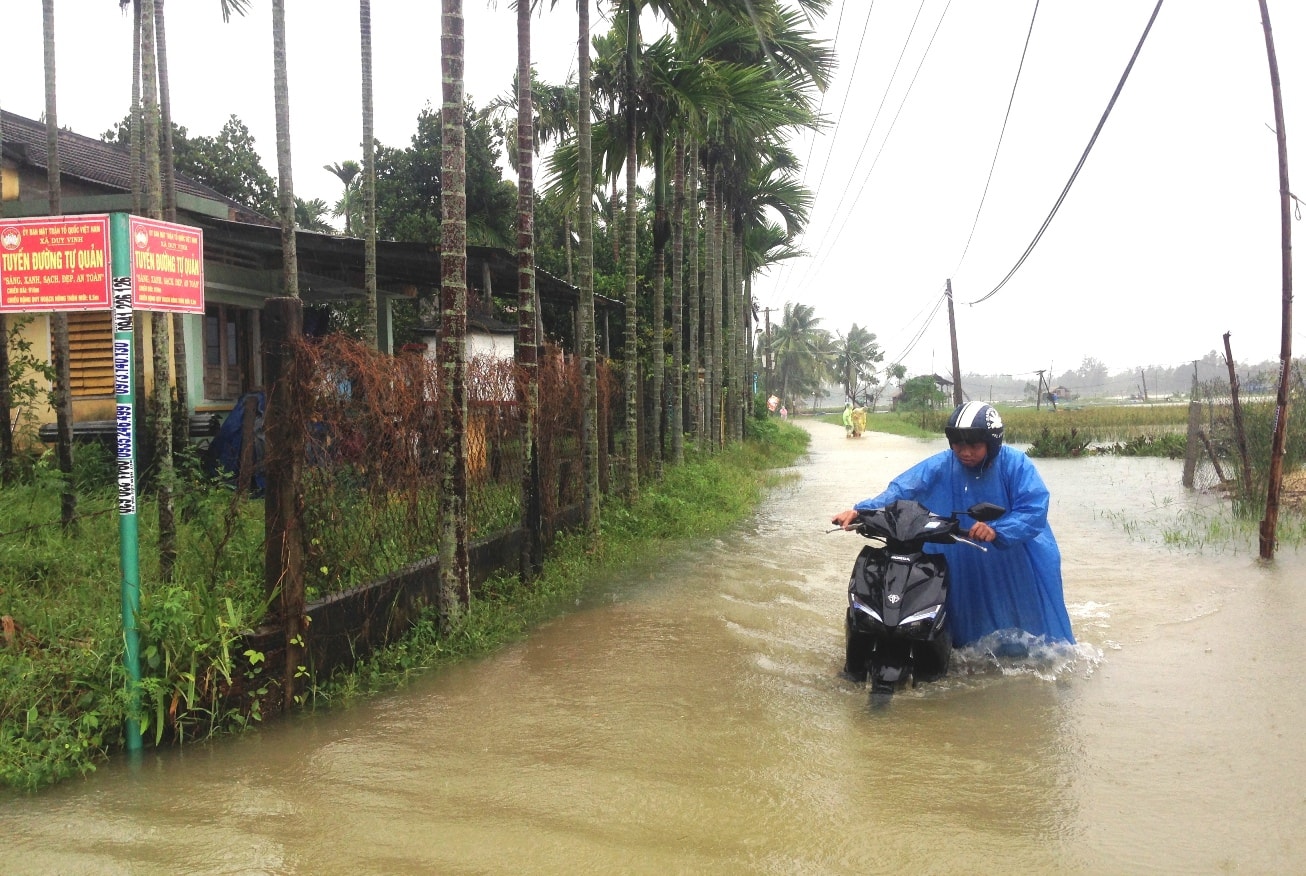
xmin=868 ymin=677 xmax=895 ymax=708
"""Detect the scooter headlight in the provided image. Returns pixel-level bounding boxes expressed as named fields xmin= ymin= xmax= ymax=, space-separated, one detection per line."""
xmin=898 ymin=605 xmax=942 ymax=639
xmin=848 ymin=592 xmax=883 ymax=624
xmin=900 ymin=605 xmax=941 ymax=626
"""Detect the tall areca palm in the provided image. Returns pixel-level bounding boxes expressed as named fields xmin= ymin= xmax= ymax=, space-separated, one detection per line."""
xmin=575 ymin=0 xmax=599 ymax=530
xmin=43 ymin=0 xmax=77 ymax=529
xmin=360 ymin=0 xmax=377 ymax=349
xmin=271 ymin=0 xmax=299 ymax=296
xmin=137 ymin=0 xmax=180 ymax=579
xmin=438 ymin=0 xmax=471 ymax=627
xmin=324 ymin=159 xmax=361 ymax=235
xmin=692 ymin=1 xmax=832 ymax=437
xmin=618 ymin=4 xmax=641 ymax=498
xmin=150 ymin=0 xmax=197 ymax=470
xmin=515 ymin=0 xmax=541 ymax=579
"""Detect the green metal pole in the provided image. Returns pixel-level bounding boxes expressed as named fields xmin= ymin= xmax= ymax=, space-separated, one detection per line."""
xmin=110 ymin=212 xmax=143 ymax=755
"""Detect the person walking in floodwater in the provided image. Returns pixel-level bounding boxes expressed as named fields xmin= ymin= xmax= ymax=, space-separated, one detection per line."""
xmin=842 ymin=402 xmax=854 ymax=437
xmin=830 ymin=402 xmax=1075 ymax=650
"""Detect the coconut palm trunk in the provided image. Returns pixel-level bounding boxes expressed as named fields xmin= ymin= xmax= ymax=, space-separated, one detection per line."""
xmin=139 ymin=0 xmax=179 ymax=579
xmin=43 ymin=0 xmax=77 ymax=530
xmin=153 ymin=0 xmax=192 ymax=468
xmin=669 ymin=133 xmax=685 ymax=463
xmin=516 ymin=0 xmax=542 ymax=578
xmin=734 ymin=219 xmax=747 ymax=439
xmin=650 ymin=158 xmax=666 ymax=476
xmin=439 ymin=0 xmax=471 ymax=626
xmin=271 ymin=0 xmax=299 ymax=296
xmin=129 ymin=0 xmax=142 ymax=216
xmin=621 ymin=5 xmax=640 ymax=500
xmin=360 ymin=0 xmax=378 ymax=349
xmin=686 ymin=146 xmax=701 ymax=448
xmin=702 ymin=160 xmax=717 ymax=450
xmin=577 ymin=0 xmax=599 ymax=531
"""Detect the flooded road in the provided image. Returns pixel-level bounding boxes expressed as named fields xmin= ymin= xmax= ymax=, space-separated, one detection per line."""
xmin=5 ymin=421 xmax=1306 ymax=874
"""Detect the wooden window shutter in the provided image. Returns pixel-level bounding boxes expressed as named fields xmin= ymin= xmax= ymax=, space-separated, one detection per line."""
xmin=65 ymin=311 xmax=114 ymax=398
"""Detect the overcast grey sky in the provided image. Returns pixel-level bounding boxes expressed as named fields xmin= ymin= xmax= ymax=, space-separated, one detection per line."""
xmin=7 ymin=1 xmax=1303 ymax=377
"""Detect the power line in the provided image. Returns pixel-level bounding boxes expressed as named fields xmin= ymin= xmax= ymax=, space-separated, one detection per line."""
xmin=772 ymin=0 xmax=853 ymax=302
xmin=951 ymin=0 xmax=1041 ymax=278
xmin=968 ymin=0 xmax=1166 ymax=306
xmin=886 ymin=286 xmax=948 ymax=368
xmin=803 ymin=0 xmax=952 ymax=285
xmin=773 ymin=0 xmax=929 ymax=306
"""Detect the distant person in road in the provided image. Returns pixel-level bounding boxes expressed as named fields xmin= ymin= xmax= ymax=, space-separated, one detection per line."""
xmin=830 ymin=402 xmax=1075 ymax=651
xmin=842 ymin=402 xmax=854 ymax=437
xmin=851 ymin=405 xmax=867 ymax=437
xmin=779 ymin=405 xmax=788 ymax=421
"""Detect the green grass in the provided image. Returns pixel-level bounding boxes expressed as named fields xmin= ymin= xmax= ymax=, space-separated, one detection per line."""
xmin=1 ymin=421 xmax=811 ymax=791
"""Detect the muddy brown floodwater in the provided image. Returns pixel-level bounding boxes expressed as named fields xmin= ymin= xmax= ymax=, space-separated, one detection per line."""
xmin=4 ymin=421 xmax=1306 ymax=874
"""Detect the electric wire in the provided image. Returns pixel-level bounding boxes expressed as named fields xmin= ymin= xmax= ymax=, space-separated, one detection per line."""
xmin=771 ymin=0 xmax=926 ymax=306
xmin=967 ymin=0 xmax=1165 ymax=306
xmin=885 ymin=286 xmax=948 ymax=369
xmin=804 ymin=0 xmax=952 ymax=285
xmin=770 ymin=0 xmax=850 ymax=303
xmin=803 ymin=1 xmax=873 ymax=211
xmin=950 ymin=0 xmax=1041 ymax=278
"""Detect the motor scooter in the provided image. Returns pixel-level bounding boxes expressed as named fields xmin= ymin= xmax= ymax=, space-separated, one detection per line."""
xmin=837 ymin=499 xmax=1005 ymax=702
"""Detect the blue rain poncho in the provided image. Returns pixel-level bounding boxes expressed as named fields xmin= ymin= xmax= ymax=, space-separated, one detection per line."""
xmin=854 ymin=445 xmax=1075 ymax=647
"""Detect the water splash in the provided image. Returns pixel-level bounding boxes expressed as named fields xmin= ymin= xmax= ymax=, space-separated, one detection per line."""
xmin=953 ymin=630 xmax=1104 ymax=682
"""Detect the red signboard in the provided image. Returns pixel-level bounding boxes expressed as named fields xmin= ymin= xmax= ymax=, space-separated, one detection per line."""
xmin=129 ymin=216 xmax=205 ymax=313
xmin=0 ymin=214 xmax=111 ymax=312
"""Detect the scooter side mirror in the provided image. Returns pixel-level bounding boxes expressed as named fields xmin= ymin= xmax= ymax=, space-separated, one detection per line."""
xmin=966 ymin=502 xmax=1006 ymax=522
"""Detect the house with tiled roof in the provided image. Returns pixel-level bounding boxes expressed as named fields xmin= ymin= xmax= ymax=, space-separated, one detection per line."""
xmin=2 ymin=109 xmax=607 ymax=437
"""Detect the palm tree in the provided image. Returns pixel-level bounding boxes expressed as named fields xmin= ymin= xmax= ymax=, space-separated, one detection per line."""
xmin=831 ymin=324 xmax=883 ymax=405
xmin=515 ymin=0 xmax=542 ymax=579
xmin=438 ymin=0 xmax=471 ymax=627
xmin=768 ymin=301 xmax=828 ymax=407
xmin=618 ymin=4 xmax=641 ymax=498
xmin=138 ymin=0 xmax=180 ymax=579
xmin=360 ymin=0 xmax=378 ymax=350
xmin=43 ymin=0 xmax=77 ymax=529
xmin=294 ymin=197 xmax=335 ymax=233
xmin=690 ymin=1 xmax=832 ymax=438
xmin=150 ymin=0 xmax=197 ymax=471
xmin=271 ymin=0 xmax=299 ymax=296
xmin=323 ymin=160 xmax=361 ymax=236
xmin=575 ymin=0 xmax=599 ymax=531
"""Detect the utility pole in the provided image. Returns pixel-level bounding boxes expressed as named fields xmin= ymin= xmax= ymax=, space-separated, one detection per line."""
xmin=761 ymin=306 xmax=775 ymax=397
xmin=946 ymin=280 xmax=963 ymax=406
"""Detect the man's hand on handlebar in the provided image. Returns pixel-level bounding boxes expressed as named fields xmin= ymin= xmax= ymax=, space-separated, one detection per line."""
xmin=830 ymin=509 xmax=859 ymax=528
xmin=967 ymin=521 xmax=996 ymax=542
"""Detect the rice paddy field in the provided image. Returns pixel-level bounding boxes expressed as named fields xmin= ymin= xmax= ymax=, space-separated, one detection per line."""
xmin=866 ymin=402 xmax=1191 ymax=445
